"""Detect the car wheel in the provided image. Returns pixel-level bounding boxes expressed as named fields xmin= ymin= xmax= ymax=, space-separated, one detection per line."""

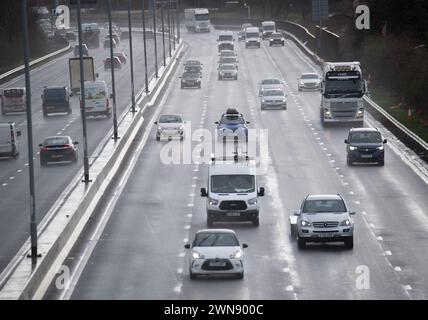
xmin=298 ymin=87 xmax=302 ymax=92
xmin=253 ymin=217 xmax=259 ymax=227
xmin=347 ymin=157 xmax=353 ymax=166
xmin=72 ymin=153 xmax=78 ymax=163
xmin=13 ymin=152 xmax=19 ymax=160
xmin=156 ymin=135 xmax=160 ymax=141
xmin=236 ymin=271 xmax=244 ymax=279
xmin=198 ymin=84 xmax=201 ymax=89
xmin=43 ymin=110 xmax=48 ymax=117
xmin=189 ymin=269 xmax=196 ymax=280
xmin=40 ymin=158 xmax=47 ymax=167
xmin=235 ymin=75 xmax=238 ymax=80
xmin=344 ymin=237 xmax=354 ymax=249
xmin=207 ymin=217 xmax=214 ymax=227
xmin=181 ymin=84 xmax=184 ymax=89
xmin=378 ymin=160 xmax=385 ymax=166
xmin=297 ymin=237 xmax=306 ymax=249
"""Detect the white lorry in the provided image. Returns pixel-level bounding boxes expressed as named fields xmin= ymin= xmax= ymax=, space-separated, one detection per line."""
xmin=68 ymin=57 xmax=97 ymax=93
xmin=200 ymin=154 xmax=265 ymax=227
xmin=261 ymin=21 xmax=276 ymax=39
xmin=320 ymin=62 xmax=367 ymax=125
xmin=184 ymin=8 xmax=210 ymax=32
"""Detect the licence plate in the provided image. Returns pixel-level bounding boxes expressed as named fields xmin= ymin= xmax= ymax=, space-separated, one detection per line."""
xmin=361 ymin=154 xmax=373 ymax=158
xmin=210 ymin=262 xmax=226 ymax=267
xmin=318 ymin=233 xmax=333 ymax=238
xmin=51 ymin=155 xmax=63 ymax=159
xmin=227 ymin=212 xmax=240 ymax=217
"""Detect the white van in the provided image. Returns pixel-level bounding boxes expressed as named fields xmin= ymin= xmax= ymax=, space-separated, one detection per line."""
xmin=245 ymin=27 xmax=260 ymax=48
xmin=0 ymin=122 xmax=21 ymax=159
xmin=1 ymin=88 xmax=26 ymax=115
xmin=261 ymin=21 xmax=276 ymax=39
xmin=83 ymin=81 xmax=111 ymax=118
xmin=200 ymin=155 xmax=265 ymax=227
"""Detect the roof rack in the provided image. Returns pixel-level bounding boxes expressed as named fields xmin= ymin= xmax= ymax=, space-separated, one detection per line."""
xmin=211 ymin=151 xmax=250 ymax=163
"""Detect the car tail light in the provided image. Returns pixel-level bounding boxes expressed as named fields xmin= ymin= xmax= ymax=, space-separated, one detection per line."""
xmin=64 ymin=144 xmax=73 ymax=149
xmin=41 ymin=146 xmax=49 ymax=152
xmin=10 ymin=130 xmax=14 ymax=142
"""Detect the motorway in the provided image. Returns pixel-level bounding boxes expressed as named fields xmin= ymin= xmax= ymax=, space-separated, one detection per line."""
xmin=38 ymin=28 xmax=428 ymax=299
xmin=0 ymin=28 xmax=168 ymax=273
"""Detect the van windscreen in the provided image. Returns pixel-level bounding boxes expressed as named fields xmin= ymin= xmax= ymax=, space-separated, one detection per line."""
xmin=211 ymin=175 xmax=255 ymax=193
xmin=4 ymin=89 xmax=24 ymax=98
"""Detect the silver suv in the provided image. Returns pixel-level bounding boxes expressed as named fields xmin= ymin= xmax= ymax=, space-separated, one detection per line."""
xmin=290 ymin=194 xmax=355 ymax=249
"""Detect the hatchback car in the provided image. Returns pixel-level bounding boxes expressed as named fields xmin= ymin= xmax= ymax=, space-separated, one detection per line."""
xmin=215 ymin=108 xmax=249 ymax=142
xmin=290 ymin=194 xmax=355 ymax=249
xmin=113 ymin=52 xmax=127 ymax=64
xmin=154 ymin=114 xmax=184 ymax=140
xmin=344 ymin=127 xmax=387 ymax=166
xmin=260 ymin=88 xmax=287 ymax=110
xmin=184 ymin=229 xmax=248 ymax=279
xmin=259 ymin=78 xmax=283 ymax=96
xmin=39 ymin=136 xmax=78 ymax=166
xmin=298 ymin=73 xmax=321 ymax=91
xmin=269 ymin=32 xmax=285 ymax=46
xmin=218 ymin=64 xmax=238 ymax=80
xmin=104 ymin=57 xmax=122 ymax=71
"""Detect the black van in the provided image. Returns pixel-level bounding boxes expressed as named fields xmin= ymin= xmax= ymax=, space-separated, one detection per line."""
xmin=41 ymin=86 xmax=72 ymax=117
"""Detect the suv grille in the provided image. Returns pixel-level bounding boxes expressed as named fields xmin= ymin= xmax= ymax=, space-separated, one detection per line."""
xmin=330 ymin=101 xmax=358 ymax=118
xmin=219 ymin=200 xmax=247 ymax=211
xmin=312 ymin=221 xmax=339 ymax=228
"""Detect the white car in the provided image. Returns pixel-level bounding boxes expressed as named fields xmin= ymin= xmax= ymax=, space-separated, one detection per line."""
xmin=184 ymin=229 xmax=248 ymax=279
xmin=154 ymin=114 xmax=184 ymax=140
xmin=260 ymin=88 xmax=287 ymax=110
xmin=298 ymin=73 xmax=321 ymax=91
xmin=218 ymin=64 xmax=238 ymax=80
xmin=259 ymin=78 xmax=284 ymax=96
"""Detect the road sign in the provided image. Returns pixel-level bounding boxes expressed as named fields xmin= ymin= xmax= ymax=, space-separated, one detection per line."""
xmin=312 ymin=0 xmax=329 ymax=22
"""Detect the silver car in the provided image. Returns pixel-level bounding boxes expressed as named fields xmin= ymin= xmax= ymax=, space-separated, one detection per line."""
xmin=184 ymin=229 xmax=248 ymax=279
xmin=290 ymin=194 xmax=355 ymax=249
xmin=260 ymin=88 xmax=287 ymax=110
xmin=154 ymin=114 xmax=184 ymax=141
xmin=259 ymin=78 xmax=283 ymax=96
xmin=298 ymin=73 xmax=321 ymax=91
xmin=218 ymin=64 xmax=238 ymax=80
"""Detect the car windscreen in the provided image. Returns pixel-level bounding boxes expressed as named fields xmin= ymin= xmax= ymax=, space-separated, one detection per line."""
xmin=182 ymin=73 xmax=198 ymax=79
xmin=159 ymin=115 xmax=182 ymax=123
xmin=349 ymin=132 xmax=382 ymax=143
xmin=194 ymin=233 xmax=239 ymax=247
xmin=45 ymin=89 xmax=65 ymax=100
xmin=302 ymin=199 xmax=347 ymax=213
xmin=220 ymin=51 xmax=234 ymax=56
xmin=220 ymin=115 xmax=244 ymax=124
xmin=195 ymin=13 xmax=209 ymax=21
xmin=262 ymin=79 xmax=281 ymax=85
xmin=44 ymin=137 xmax=69 ymax=146
xmin=221 ymin=58 xmax=236 ymax=63
xmin=263 ymin=89 xmax=284 ymax=96
xmin=301 ymin=74 xmax=319 ymax=79
xmin=220 ymin=64 xmax=235 ymax=70
xmin=263 ymin=25 xmax=275 ymax=31
xmin=246 ymin=32 xmax=259 ymax=38
xmin=211 ymin=174 xmax=255 ymax=193
xmin=219 ymin=35 xmax=233 ymax=41
xmin=3 ymin=89 xmax=24 ymax=98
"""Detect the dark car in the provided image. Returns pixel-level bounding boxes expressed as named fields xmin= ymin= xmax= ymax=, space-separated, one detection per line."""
xmin=180 ymin=72 xmax=201 ymax=89
xmin=344 ymin=128 xmax=387 ymax=166
xmin=41 ymin=86 xmax=72 ymax=117
xmin=73 ymin=44 xmax=89 ymax=57
xmin=39 ymin=136 xmax=78 ymax=166
xmin=104 ymin=57 xmax=122 ymax=71
xmin=113 ymin=52 xmax=127 ymax=64
xmin=269 ymin=32 xmax=285 ymax=46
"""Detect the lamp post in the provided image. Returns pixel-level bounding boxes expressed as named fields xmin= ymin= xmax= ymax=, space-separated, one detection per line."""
xmin=167 ymin=0 xmax=171 ymax=57
xmin=127 ymin=0 xmax=136 ymax=113
xmin=244 ymin=2 xmax=251 ymax=21
xmin=161 ymin=2 xmax=166 ymax=66
xmin=141 ymin=0 xmax=149 ymax=94
xmin=107 ymin=0 xmax=119 ymax=140
xmin=152 ymin=0 xmax=159 ymax=78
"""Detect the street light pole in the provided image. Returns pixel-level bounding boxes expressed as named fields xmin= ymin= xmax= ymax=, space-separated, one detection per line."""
xmin=176 ymin=0 xmax=180 ymax=41
xmin=107 ymin=0 xmax=119 ymax=140
xmin=127 ymin=0 xmax=136 ymax=113
xmin=141 ymin=0 xmax=150 ymax=94
xmin=21 ymin=0 xmax=39 ymax=260
xmin=161 ymin=3 xmax=166 ymax=66
xmin=152 ymin=0 xmax=159 ymax=78
xmin=167 ymin=0 xmax=171 ymax=57
xmin=76 ymin=0 xmax=91 ymax=184
xmin=170 ymin=0 xmax=175 ymax=51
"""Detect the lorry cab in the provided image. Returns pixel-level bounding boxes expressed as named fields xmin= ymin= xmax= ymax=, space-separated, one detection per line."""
xmin=0 ymin=122 xmax=21 ymax=159
xmin=261 ymin=21 xmax=276 ymax=39
xmin=217 ymin=31 xmax=234 ymax=52
xmin=200 ymin=154 xmax=265 ymax=227
xmin=83 ymin=80 xmax=111 ymax=118
xmin=1 ymin=88 xmax=26 ymax=115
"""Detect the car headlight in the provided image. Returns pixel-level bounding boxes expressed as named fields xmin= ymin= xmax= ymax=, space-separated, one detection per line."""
xmin=340 ymin=219 xmax=351 ymax=226
xmin=209 ymin=198 xmax=219 ymax=205
xmin=158 ymin=126 xmax=163 ymax=131
xmin=301 ymin=220 xmax=311 ymax=227
xmin=230 ymin=250 xmax=242 ymax=259
xmin=300 ymin=81 xmax=304 ymax=85
xmin=349 ymin=146 xmax=357 ymax=151
xmin=179 ymin=126 xmax=183 ymax=131
xmin=377 ymin=146 xmax=384 ymax=150
xmin=282 ymin=98 xmax=287 ymax=102
xmin=192 ymin=251 xmax=204 ymax=259
xmin=261 ymin=99 xmax=266 ymax=103
xmin=248 ymin=197 xmax=258 ymax=205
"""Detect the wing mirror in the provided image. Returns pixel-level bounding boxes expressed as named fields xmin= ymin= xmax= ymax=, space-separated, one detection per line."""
xmin=17 ymin=130 xmax=22 ymax=137
xmin=154 ymin=121 xmax=158 ymax=125
xmin=294 ymin=211 xmax=301 ymax=216
xmin=200 ymin=187 xmax=208 ymax=197
xmin=214 ymin=121 xmax=219 ymax=124
xmin=350 ymin=211 xmax=356 ymax=215
xmin=38 ymin=143 xmax=43 ymax=147
xmin=258 ymin=187 xmax=265 ymax=197
xmin=184 ymin=244 xmax=191 ymax=249
xmin=73 ymin=141 xmax=79 ymax=145
xmin=242 ymin=243 xmax=248 ymax=249
xmin=109 ymin=93 xmax=113 ymax=99
xmin=344 ymin=139 xmax=348 ymax=144
xmin=383 ymin=139 xmax=387 ymax=144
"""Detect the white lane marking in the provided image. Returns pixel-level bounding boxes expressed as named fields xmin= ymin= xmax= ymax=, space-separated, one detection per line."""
xmin=1 ymin=183 xmax=8 ymax=187
xmin=282 ymin=267 xmax=290 ymax=273
xmin=376 ymin=236 xmax=383 ymax=241
xmin=9 ymin=176 xmax=15 ymax=180
xmin=403 ymin=285 xmax=412 ymax=291
xmin=183 ymin=238 xmax=188 ymax=242
xmin=17 ymin=170 xmax=23 ymax=173
xmin=186 ymin=214 xmax=192 ymax=218
xmin=285 ymin=285 xmax=294 ymax=291
xmin=178 ymin=252 xmax=185 ymax=257
xmin=362 ymin=211 xmax=367 ymax=215
xmin=369 ymin=223 xmax=375 ymax=228
xmin=385 ymin=250 xmax=392 ymax=256
xmin=394 ymin=266 xmax=402 ymax=272
xmin=173 ymin=284 xmax=182 ymax=293
xmin=184 ymin=225 xmax=190 ymax=230
xmin=24 ymin=163 xmax=29 ymax=166
xmin=187 ymin=203 xmax=194 ymax=207
xmin=177 ymin=268 xmax=183 ymax=274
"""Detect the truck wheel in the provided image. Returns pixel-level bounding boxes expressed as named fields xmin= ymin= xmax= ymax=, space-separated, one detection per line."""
xmin=347 ymin=157 xmax=353 ymax=166
xmin=297 ymin=237 xmax=306 ymax=250
xmin=252 ymin=217 xmax=259 ymax=227
xmin=344 ymin=237 xmax=354 ymax=249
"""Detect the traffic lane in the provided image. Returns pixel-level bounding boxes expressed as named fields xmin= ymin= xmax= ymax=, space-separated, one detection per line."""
xmin=0 ymin=37 xmax=163 ymax=272
xmin=70 ymin=35 xmax=214 ymax=299
xmin=268 ymin=40 xmax=428 ymax=298
xmin=234 ymin=38 xmax=409 ymax=299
